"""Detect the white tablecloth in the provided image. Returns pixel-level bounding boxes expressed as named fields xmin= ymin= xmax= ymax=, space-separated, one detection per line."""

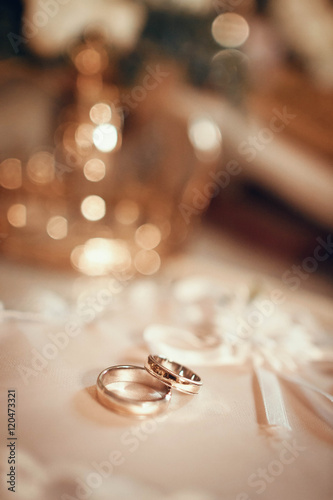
xmin=0 ymin=231 xmax=332 ymax=500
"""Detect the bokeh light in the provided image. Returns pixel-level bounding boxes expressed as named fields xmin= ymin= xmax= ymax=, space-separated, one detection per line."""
xmin=46 ymin=216 xmax=68 ymax=240
xmin=211 ymin=49 xmax=249 ymax=89
xmin=212 ymin=13 xmax=250 ymax=48
xmin=71 ymin=238 xmax=131 ymax=275
xmin=135 ymin=223 xmax=161 ymax=249
xmin=81 ymin=195 xmax=106 ymax=221
xmin=74 ymin=47 xmax=104 ymax=75
xmin=188 ymin=117 xmax=222 ymax=158
xmin=93 ymin=124 xmax=118 ymax=152
xmin=83 ymin=158 xmax=106 ymax=182
xmin=134 ymin=249 xmax=161 ymax=275
xmin=7 ymin=204 xmax=26 ymax=228
xmin=27 ymin=152 xmax=55 ymax=184
xmin=0 ymin=158 xmax=22 ymax=189
xmin=90 ymin=103 xmax=112 ymax=124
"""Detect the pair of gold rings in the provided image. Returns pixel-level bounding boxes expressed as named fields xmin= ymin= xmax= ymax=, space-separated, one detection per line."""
xmin=96 ymin=355 xmax=202 ymax=418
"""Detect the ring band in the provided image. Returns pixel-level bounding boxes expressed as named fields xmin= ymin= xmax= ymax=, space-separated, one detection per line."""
xmin=145 ymin=355 xmax=202 ymax=395
xmin=96 ymin=365 xmax=171 ymax=417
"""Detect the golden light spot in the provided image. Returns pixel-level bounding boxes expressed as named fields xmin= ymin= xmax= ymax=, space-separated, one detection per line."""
xmin=135 ymin=224 xmax=161 ymax=250
xmin=188 ymin=117 xmax=222 ymax=159
xmin=212 ymin=13 xmax=250 ymax=48
xmin=93 ymin=124 xmax=118 ymax=153
xmin=90 ymin=103 xmax=112 ymax=124
xmin=27 ymin=152 xmax=55 ymax=184
xmin=7 ymin=204 xmax=26 ymax=227
xmin=114 ymin=199 xmax=139 ymax=225
xmin=46 ymin=216 xmax=68 ymax=240
xmin=81 ymin=195 xmax=106 ymax=221
xmin=71 ymin=238 xmax=131 ymax=276
xmin=83 ymin=159 xmax=106 ymax=182
xmin=74 ymin=48 xmax=103 ymax=75
xmin=0 ymin=158 xmax=22 ymax=189
xmin=134 ymin=249 xmax=161 ymax=275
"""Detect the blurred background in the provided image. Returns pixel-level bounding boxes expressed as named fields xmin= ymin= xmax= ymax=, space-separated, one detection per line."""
xmin=0 ymin=0 xmax=333 ymax=295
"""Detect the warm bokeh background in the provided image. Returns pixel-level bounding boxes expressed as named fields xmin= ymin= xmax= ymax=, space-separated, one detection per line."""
xmin=0 ymin=0 xmax=333 ymax=293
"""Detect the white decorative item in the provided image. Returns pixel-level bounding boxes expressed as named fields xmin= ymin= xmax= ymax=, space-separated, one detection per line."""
xmin=144 ymin=277 xmax=333 ymax=431
xmin=23 ymin=0 xmax=146 ymax=56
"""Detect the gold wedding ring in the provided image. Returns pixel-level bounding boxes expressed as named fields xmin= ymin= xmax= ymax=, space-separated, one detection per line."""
xmin=96 ymin=365 xmax=171 ymax=417
xmin=145 ymin=355 xmax=202 ymax=395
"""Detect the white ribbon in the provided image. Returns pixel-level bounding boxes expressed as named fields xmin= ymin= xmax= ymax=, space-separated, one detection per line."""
xmin=254 ymin=365 xmax=291 ymax=430
xmin=279 ymin=371 xmax=333 ymax=428
xmin=143 ymin=285 xmax=333 ymax=432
